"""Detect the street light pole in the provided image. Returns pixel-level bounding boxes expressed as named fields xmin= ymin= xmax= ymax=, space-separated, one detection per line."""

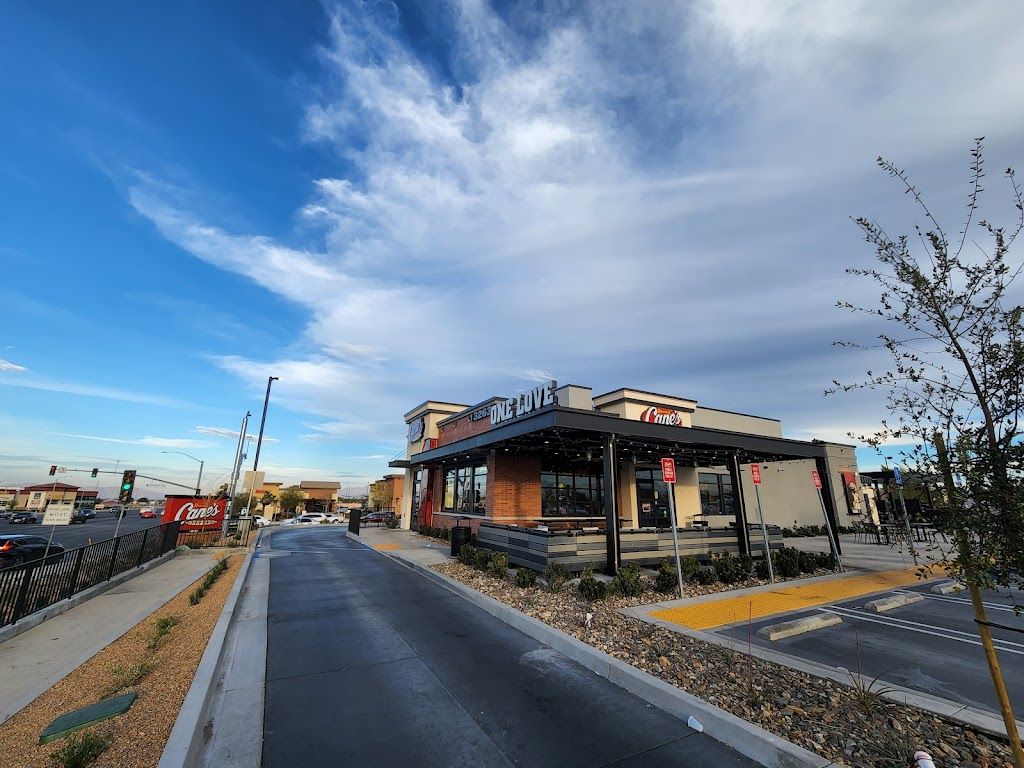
xmin=161 ymin=451 xmax=205 ymax=496
xmin=244 ymin=377 xmax=279 ymax=522
xmin=223 ymin=411 xmax=251 ymax=538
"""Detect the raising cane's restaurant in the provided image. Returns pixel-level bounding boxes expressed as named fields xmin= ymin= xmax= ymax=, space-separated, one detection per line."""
xmin=391 ymin=383 xmax=865 ymax=574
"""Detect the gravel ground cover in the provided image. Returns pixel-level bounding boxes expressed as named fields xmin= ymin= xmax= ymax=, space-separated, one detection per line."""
xmin=431 ymin=558 xmax=1015 ymax=768
xmin=0 ymin=552 xmax=244 ymax=768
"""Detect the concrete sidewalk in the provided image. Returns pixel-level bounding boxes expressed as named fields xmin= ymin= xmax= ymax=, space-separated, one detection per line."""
xmin=0 ymin=548 xmax=235 ymax=724
xmin=347 ymin=523 xmax=453 ymax=566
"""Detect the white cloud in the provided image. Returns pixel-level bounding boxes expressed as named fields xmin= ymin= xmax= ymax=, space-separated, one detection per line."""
xmin=128 ymin=0 xmax=1024 ymax=444
xmin=46 ymin=432 xmax=209 ymax=448
xmin=0 ymin=358 xmax=27 ymax=372
xmin=0 ymin=377 xmax=194 ymax=408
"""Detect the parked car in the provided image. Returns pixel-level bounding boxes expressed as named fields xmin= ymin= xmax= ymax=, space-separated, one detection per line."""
xmin=250 ymin=515 xmax=269 ymax=528
xmin=0 ymin=535 xmax=65 ymax=567
xmin=322 ymin=514 xmax=345 ymax=524
xmin=9 ymin=512 xmax=40 ymax=525
xmin=294 ymin=515 xmax=324 ymax=525
xmin=362 ymin=510 xmax=397 ymax=524
xmin=139 ymin=509 xmax=157 ymax=519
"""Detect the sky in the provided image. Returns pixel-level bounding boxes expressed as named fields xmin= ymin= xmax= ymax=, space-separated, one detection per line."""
xmin=2 ymin=1 xmax=1023 ymax=499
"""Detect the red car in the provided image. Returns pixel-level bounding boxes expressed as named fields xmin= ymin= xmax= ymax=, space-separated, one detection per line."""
xmin=139 ymin=509 xmax=157 ymax=519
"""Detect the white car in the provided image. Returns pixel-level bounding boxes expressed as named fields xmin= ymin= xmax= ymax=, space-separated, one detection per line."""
xmin=322 ymin=514 xmax=345 ymax=524
xmin=295 ymin=514 xmax=326 ymax=525
xmin=250 ymin=515 xmax=269 ymax=528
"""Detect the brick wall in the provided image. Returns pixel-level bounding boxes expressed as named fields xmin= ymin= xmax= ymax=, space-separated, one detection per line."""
xmin=491 ymin=453 xmax=541 ymax=522
xmin=437 ymin=413 xmax=493 ymax=447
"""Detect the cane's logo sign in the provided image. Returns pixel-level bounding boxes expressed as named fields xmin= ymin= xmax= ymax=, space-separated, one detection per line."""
xmin=163 ymin=497 xmax=226 ymax=530
xmin=640 ymin=407 xmax=686 ymax=427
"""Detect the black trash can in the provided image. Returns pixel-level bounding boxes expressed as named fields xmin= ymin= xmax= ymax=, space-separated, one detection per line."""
xmin=348 ymin=511 xmax=360 ymax=535
xmin=451 ymin=525 xmax=472 ymax=557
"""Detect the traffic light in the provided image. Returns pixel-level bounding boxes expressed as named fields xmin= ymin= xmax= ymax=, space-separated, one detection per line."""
xmin=119 ymin=470 xmax=137 ymax=504
xmin=49 ymin=465 xmax=57 ymax=476
xmin=91 ymin=468 xmax=99 ymax=478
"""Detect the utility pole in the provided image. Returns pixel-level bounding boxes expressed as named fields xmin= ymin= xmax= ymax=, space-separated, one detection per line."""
xmin=244 ymin=376 xmax=279 ymax=523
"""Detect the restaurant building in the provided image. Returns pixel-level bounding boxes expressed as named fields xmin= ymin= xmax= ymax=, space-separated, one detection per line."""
xmin=392 ymin=382 xmax=865 ymax=571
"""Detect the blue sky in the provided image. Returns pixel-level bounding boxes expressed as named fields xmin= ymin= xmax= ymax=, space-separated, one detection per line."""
xmin=2 ymin=1 xmax=1023 ymax=498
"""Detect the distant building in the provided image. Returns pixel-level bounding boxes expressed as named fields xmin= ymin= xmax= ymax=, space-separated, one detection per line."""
xmin=298 ymin=481 xmax=342 ymax=515
xmin=11 ymin=483 xmax=98 ymax=511
xmin=369 ymin=474 xmax=405 ymax=512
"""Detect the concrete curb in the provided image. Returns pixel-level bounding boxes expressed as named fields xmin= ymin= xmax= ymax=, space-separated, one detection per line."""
xmin=0 ymin=549 xmax=178 ymax=645
xmin=358 ymin=540 xmax=835 ymax=768
xmin=864 ymin=592 xmax=924 ymax=613
xmin=756 ymin=613 xmax=842 ymax=641
xmin=157 ymin=552 xmax=254 ymax=768
xmin=622 ymin=608 xmax=1024 ymax=741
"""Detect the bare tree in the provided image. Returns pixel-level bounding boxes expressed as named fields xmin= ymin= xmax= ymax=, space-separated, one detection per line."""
xmin=830 ymin=138 xmax=1024 ymax=766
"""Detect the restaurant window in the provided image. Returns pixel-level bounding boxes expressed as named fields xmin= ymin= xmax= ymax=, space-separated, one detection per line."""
xmin=442 ymin=462 xmax=488 ymax=515
xmin=540 ymin=462 xmax=604 ymax=517
xmin=635 ymin=468 xmax=671 ymax=528
xmin=699 ymin=472 xmax=734 ymax=516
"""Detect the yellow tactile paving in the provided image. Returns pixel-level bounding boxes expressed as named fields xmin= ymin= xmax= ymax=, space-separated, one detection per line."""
xmin=651 ymin=567 xmax=941 ymax=630
xmin=373 ymin=544 xmax=403 ymax=551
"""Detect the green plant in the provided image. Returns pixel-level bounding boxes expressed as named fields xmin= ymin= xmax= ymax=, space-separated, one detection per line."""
xmin=147 ymin=615 xmax=177 ymax=650
xmin=515 ymin=567 xmax=537 ymax=588
xmin=654 ymin=558 xmax=679 ymax=594
xmin=712 ymin=552 xmax=745 ymax=584
xmin=610 ymin=562 xmax=645 ymax=597
xmin=797 ymin=550 xmax=818 ymax=574
xmin=473 ymin=548 xmax=493 ymax=571
xmin=693 ymin=567 xmax=718 ymax=585
xmin=578 ymin=566 xmax=609 ymax=602
xmin=739 ymin=554 xmax=754 ymax=576
xmin=488 ymin=551 xmax=509 ymax=579
xmin=385 ymin=518 xmax=399 ymax=529
xmin=677 ymin=555 xmax=701 ymax=581
xmin=189 ymin=558 xmax=228 ymax=605
xmin=48 ymin=729 xmax=113 ymax=768
xmin=843 ymin=630 xmax=897 ymax=718
xmin=102 ymin=659 xmax=158 ymax=698
xmin=774 ymin=547 xmax=803 ymax=578
xmin=440 ymin=527 xmax=450 ymax=541
xmin=542 ymin=562 xmax=571 ymax=593
xmin=457 ymin=543 xmax=477 ymax=566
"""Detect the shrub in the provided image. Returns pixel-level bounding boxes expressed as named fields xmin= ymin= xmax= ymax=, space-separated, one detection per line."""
xmin=755 ymin=555 xmax=773 ymax=580
xmin=457 ymin=544 xmax=477 ymax=567
xmin=817 ymin=551 xmax=838 ymax=570
xmin=798 ymin=550 xmax=818 ymax=574
xmin=473 ymin=548 xmax=493 ymax=571
xmin=693 ymin=567 xmax=718 ymax=585
xmin=578 ymin=567 xmax=609 ymax=602
xmin=677 ymin=555 xmax=701 ymax=581
xmin=147 ymin=615 xmax=177 ymax=651
xmin=775 ymin=547 xmax=803 ymax=578
xmin=543 ymin=562 xmax=571 ymax=593
xmin=515 ymin=567 xmax=537 ymax=588
xmin=189 ymin=558 xmax=228 ymax=606
xmin=440 ymin=527 xmax=450 ymax=541
xmin=385 ymin=519 xmax=399 ymax=529
xmin=49 ymin=729 xmax=113 ymax=768
xmin=712 ymin=552 xmax=745 ymax=584
xmin=610 ymin=562 xmax=646 ymax=597
xmin=739 ymin=554 xmax=754 ymax=576
xmin=655 ymin=559 xmax=679 ymax=594
xmin=488 ymin=551 xmax=510 ymax=580
xmin=418 ymin=524 xmax=428 ymax=536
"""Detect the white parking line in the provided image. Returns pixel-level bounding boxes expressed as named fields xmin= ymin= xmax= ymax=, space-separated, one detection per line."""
xmin=822 ymin=606 xmax=1024 ymax=655
xmin=904 ymin=590 xmax=1023 ymax=614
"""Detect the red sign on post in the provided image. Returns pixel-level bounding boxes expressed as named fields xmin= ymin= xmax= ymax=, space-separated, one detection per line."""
xmin=750 ymin=464 xmax=762 ymax=485
xmin=811 ymin=469 xmax=822 ymax=489
xmin=660 ymin=458 xmax=676 ymax=484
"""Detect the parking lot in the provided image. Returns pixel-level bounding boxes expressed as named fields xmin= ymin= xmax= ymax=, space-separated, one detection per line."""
xmin=716 ymin=580 xmax=1024 ymax=717
xmin=0 ymin=511 xmax=164 ymax=551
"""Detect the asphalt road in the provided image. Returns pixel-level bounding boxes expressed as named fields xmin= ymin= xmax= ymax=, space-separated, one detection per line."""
xmin=264 ymin=527 xmax=758 ymax=768
xmin=0 ymin=512 xmax=164 ymax=551
xmin=717 ymin=581 xmax=1024 ymax=716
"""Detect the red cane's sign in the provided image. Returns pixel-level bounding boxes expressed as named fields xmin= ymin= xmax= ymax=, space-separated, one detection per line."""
xmin=640 ymin=407 xmax=685 ymax=427
xmin=162 ymin=497 xmax=226 ymax=531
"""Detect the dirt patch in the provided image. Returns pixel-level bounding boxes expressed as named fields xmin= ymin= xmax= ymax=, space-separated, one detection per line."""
xmin=0 ymin=553 xmax=244 ymax=768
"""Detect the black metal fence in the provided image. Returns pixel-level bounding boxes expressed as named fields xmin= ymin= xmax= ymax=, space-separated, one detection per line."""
xmin=0 ymin=521 xmax=182 ymax=629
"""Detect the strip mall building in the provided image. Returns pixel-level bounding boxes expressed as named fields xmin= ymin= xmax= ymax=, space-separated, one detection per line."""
xmin=392 ymin=382 xmax=865 ymax=568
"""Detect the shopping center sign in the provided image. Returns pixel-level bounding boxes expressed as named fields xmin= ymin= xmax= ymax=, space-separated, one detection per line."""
xmin=490 ymin=380 xmax=558 ymax=426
